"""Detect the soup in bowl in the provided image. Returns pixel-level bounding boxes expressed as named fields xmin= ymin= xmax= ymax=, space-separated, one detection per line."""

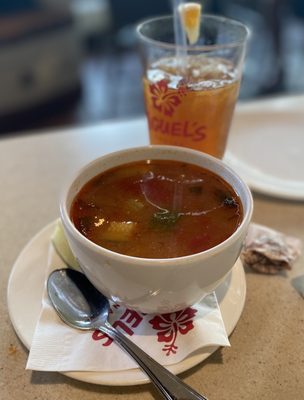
xmin=60 ymin=145 xmax=253 ymax=313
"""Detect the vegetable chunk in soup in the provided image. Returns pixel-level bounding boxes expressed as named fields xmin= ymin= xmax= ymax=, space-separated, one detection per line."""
xmin=71 ymin=160 xmax=243 ymax=258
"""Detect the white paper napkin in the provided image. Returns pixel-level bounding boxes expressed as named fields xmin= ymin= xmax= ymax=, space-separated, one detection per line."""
xmin=26 ymin=243 xmax=230 ymax=372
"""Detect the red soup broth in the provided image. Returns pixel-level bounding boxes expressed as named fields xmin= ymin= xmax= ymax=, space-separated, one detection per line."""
xmin=70 ymin=160 xmax=243 ymax=258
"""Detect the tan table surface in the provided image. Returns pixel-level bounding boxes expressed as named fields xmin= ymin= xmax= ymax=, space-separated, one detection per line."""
xmin=1 ymin=113 xmax=303 ymax=400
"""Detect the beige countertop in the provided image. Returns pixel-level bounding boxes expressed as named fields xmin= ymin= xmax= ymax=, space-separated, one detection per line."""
xmin=1 ymin=112 xmax=304 ymax=400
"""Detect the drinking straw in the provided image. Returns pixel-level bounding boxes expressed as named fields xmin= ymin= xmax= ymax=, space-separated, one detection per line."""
xmin=172 ymin=0 xmax=188 ymax=72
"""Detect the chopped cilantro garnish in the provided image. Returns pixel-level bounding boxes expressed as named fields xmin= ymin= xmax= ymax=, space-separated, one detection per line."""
xmin=151 ymin=211 xmax=180 ymax=230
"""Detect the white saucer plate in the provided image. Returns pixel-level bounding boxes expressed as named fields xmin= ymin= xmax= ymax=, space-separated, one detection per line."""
xmin=8 ymin=221 xmax=246 ymax=386
xmin=225 ymin=96 xmax=304 ymax=200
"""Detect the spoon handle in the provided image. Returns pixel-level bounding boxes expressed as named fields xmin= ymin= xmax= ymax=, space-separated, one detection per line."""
xmin=99 ymin=322 xmax=208 ymax=400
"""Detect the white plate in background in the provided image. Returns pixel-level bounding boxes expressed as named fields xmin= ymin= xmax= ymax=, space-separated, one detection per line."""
xmin=225 ymin=95 xmax=304 ymax=200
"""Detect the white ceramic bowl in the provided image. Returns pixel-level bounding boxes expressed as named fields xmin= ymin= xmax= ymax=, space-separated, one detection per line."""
xmin=60 ymin=145 xmax=253 ymax=313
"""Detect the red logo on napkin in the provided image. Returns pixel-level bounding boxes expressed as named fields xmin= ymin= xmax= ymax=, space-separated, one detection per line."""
xmin=92 ymin=306 xmax=197 ymax=356
xmin=149 ymin=307 xmax=197 ymax=356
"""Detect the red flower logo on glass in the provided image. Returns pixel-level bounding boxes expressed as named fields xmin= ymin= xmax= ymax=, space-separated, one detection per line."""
xmin=149 ymin=307 xmax=197 ymax=356
xmin=149 ymin=79 xmax=185 ymax=116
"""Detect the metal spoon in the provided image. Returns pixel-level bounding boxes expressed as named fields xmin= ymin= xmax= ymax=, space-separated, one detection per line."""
xmin=47 ymin=268 xmax=208 ymax=400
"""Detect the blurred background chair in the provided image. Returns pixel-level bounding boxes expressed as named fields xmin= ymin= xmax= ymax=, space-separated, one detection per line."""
xmin=0 ymin=0 xmax=303 ymax=135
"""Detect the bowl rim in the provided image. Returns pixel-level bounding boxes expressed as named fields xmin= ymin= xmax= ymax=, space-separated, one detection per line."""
xmin=60 ymin=145 xmax=253 ymax=267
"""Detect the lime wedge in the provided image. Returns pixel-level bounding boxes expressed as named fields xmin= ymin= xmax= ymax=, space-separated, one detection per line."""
xmin=51 ymin=219 xmax=80 ymax=270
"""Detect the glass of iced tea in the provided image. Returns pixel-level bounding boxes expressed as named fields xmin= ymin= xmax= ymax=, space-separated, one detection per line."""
xmin=137 ymin=14 xmax=249 ymax=158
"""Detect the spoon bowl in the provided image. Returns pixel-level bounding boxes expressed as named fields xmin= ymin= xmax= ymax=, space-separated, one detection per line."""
xmin=48 ymin=268 xmax=109 ymax=330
